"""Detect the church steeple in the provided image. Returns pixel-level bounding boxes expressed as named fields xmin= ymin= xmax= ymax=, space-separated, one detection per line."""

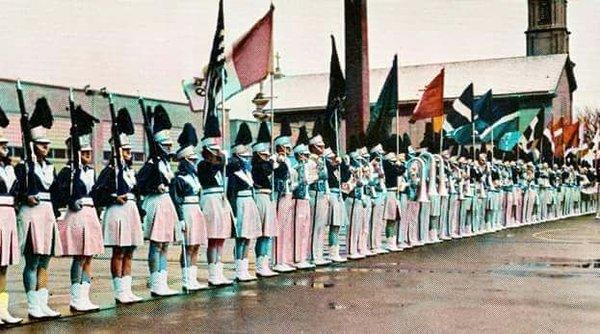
xmin=526 ymin=0 xmax=570 ymax=56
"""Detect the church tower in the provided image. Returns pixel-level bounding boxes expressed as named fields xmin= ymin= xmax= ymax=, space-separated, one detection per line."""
xmin=526 ymin=0 xmax=570 ymax=56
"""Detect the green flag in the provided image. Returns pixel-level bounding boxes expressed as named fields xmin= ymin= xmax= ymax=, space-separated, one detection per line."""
xmin=366 ymin=55 xmax=398 ymax=147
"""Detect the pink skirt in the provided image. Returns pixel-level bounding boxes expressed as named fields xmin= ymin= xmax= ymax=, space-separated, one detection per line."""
xmin=370 ymin=199 xmax=385 ymax=249
xmin=255 ymin=193 xmax=277 ymax=237
xmin=201 ymin=193 xmax=233 ymax=239
xmin=294 ymin=199 xmax=311 ymax=263
xmin=181 ymin=203 xmax=208 ymax=247
xmin=0 ymin=204 xmax=19 ymax=266
xmin=345 ymin=197 xmax=364 ymax=256
xmin=234 ymin=195 xmax=262 ymax=239
xmin=103 ymin=200 xmax=144 ymax=247
xmin=403 ymin=201 xmax=420 ymax=245
xmin=18 ymin=202 xmax=62 ymax=256
xmin=141 ymin=193 xmax=178 ymax=243
xmin=58 ymin=205 xmax=104 ymax=256
xmin=448 ymin=195 xmax=460 ymax=236
xmin=328 ymin=193 xmax=347 ymax=227
xmin=383 ymin=191 xmax=400 ymax=221
xmin=275 ymin=194 xmax=294 ymax=265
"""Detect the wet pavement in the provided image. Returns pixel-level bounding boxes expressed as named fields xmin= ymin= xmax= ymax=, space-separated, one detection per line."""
xmin=7 ymin=215 xmax=600 ymax=333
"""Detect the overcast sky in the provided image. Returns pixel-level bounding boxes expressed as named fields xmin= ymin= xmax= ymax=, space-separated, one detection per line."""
xmin=0 ymin=0 xmax=597 ymax=110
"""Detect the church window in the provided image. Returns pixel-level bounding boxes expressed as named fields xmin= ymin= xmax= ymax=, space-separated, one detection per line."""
xmin=538 ymin=1 xmax=551 ymax=25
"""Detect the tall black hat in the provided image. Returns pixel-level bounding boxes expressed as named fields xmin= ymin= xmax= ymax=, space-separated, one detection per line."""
xmin=0 ymin=103 xmax=10 ymax=143
xmin=152 ymin=105 xmax=173 ymax=145
xmin=176 ymin=123 xmax=199 ymax=160
xmin=29 ymin=97 xmax=53 ymax=143
xmin=253 ymin=121 xmax=271 ymax=153
xmin=232 ymin=122 xmax=253 ymax=156
xmin=274 ymin=117 xmax=292 ymax=147
xmin=69 ymin=105 xmax=99 ymax=151
xmin=201 ymin=109 xmax=222 ymax=153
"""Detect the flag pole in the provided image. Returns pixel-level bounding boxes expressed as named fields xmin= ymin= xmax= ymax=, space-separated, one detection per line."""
xmin=439 ymin=118 xmax=443 ymax=154
xmin=270 ymin=71 xmax=275 ymax=198
xmin=396 ymin=105 xmax=399 ymax=156
xmin=491 ymin=128 xmax=494 ymax=161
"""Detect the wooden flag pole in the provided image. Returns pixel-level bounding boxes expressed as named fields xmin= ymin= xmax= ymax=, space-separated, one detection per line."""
xmin=439 ymin=115 xmax=444 ymax=154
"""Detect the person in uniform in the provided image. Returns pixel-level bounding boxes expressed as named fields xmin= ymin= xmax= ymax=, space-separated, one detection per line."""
xmin=381 ymin=148 xmax=404 ymax=252
xmin=91 ymin=107 xmax=144 ymax=304
xmin=52 ymin=106 xmax=103 ymax=312
xmin=227 ymin=123 xmax=261 ymax=282
xmin=272 ymin=120 xmax=297 ymax=273
xmin=0 ymin=106 xmax=22 ymax=324
xmin=344 ymin=149 xmax=366 ymax=259
xmin=137 ymin=105 xmax=179 ymax=296
xmin=291 ymin=126 xmax=316 ymax=269
xmin=368 ymin=144 xmax=388 ymax=254
xmin=198 ymin=111 xmax=234 ymax=286
xmin=13 ymin=97 xmax=62 ymax=318
xmin=323 ymin=147 xmax=348 ymax=262
xmin=170 ymin=123 xmax=208 ymax=291
xmin=251 ymin=121 xmax=279 ymax=277
xmin=308 ymin=129 xmax=331 ymax=265
xmin=358 ymin=147 xmax=375 ymax=256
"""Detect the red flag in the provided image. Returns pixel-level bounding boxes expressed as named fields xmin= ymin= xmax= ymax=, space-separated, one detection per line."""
xmin=563 ymin=121 xmax=580 ymax=149
xmin=222 ymin=5 xmax=274 ymax=99
xmin=552 ymin=116 xmax=564 ymax=157
xmin=411 ymin=68 xmax=444 ymax=122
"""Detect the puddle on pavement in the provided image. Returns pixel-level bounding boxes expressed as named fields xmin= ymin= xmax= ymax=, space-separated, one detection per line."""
xmin=493 ymin=259 xmax=600 ymax=279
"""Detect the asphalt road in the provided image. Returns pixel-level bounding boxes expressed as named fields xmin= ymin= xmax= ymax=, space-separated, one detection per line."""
xmin=9 ymin=215 xmax=600 ymax=333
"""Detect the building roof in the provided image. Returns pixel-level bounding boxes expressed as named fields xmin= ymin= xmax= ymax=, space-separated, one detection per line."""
xmin=228 ymin=53 xmax=575 ymax=120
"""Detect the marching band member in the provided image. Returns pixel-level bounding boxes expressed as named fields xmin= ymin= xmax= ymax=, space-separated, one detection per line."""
xmin=502 ymin=162 xmax=516 ymax=227
xmin=359 ymin=147 xmax=375 ymax=255
xmin=292 ymin=126 xmax=316 ymax=268
xmin=170 ymin=123 xmax=208 ymax=291
xmin=0 ymin=107 xmax=21 ymax=324
xmin=538 ymin=163 xmax=552 ymax=221
xmin=396 ymin=153 xmax=411 ymax=248
xmin=522 ymin=162 xmax=538 ymax=225
xmin=403 ymin=154 xmax=424 ymax=246
xmin=308 ymin=129 xmax=331 ymax=265
xmin=227 ymin=123 xmax=261 ymax=281
xmin=368 ymin=144 xmax=388 ymax=254
xmin=91 ymin=107 xmax=143 ymax=304
xmin=345 ymin=149 xmax=366 ymax=259
xmin=52 ymin=106 xmax=103 ymax=312
xmin=198 ymin=112 xmax=233 ymax=286
xmin=382 ymin=149 xmax=404 ymax=251
xmin=447 ymin=157 xmax=462 ymax=238
xmin=251 ymin=121 xmax=279 ymax=277
xmin=137 ymin=105 xmax=179 ymax=296
xmin=272 ymin=120 xmax=296 ymax=273
xmin=324 ymin=148 xmax=348 ymax=262
xmin=13 ymin=97 xmax=62 ymax=318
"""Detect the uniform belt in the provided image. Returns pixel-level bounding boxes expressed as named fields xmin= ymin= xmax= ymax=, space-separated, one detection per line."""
xmin=183 ymin=196 xmax=199 ymax=204
xmin=330 ymin=188 xmax=341 ymax=194
xmin=37 ymin=192 xmax=51 ymax=201
xmin=237 ymin=190 xmax=253 ymax=197
xmin=0 ymin=196 xmax=14 ymax=206
xmin=126 ymin=193 xmax=136 ymax=201
xmin=203 ymin=187 xmax=224 ymax=195
xmin=80 ymin=197 xmax=94 ymax=207
xmin=387 ymin=188 xmax=397 ymax=192
xmin=256 ymin=189 xmax=272 ymax=195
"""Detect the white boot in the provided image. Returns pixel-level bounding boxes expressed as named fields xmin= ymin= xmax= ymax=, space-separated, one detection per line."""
xmin=217 ymin=263 xmax=234 ymax=285
xmin=69 ymin=283 xmax=86 ymax=311
xmin=0 ymin=292 xmax=22 ymax=324
xmin=208 ymin=263 xmax=221 ymax=286
xmin=182 ymin=266 xmax=206 ymax=291
xmin=235 ymin=259 xmax=257 ymax=282
xmin=157 ymin=271 xmax=178 ymax=296
xmin=121 ymin=276 xmax=143 ymax=302
xmin=38 ymin=289 xmax=60 ymax=318
xmin=256 ymin=256 xmax=279 ymax=277
xmin=26 ymin=291 xmax=45 ymax=319
xmin=273 ymin=263 xmax=295 ymax=273
xmin=189 ymin=266 xmax=208 ymax=290
xmin=80 ymin=282 xmax=99 ymax=311
xmin=329 ymin=245 xmax=347 ymax=263
xmin=385 ymin=237 xmax=400 ymax=252
xmin=150 ymin=271 xmax=177 ymax=297
xmin=112 ymin=277 xmax=129 ymax=304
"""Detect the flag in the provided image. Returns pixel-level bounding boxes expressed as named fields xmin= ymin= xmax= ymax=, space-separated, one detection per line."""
xmin=204 ymin=0 xmax=226 ymax=126
xmin=552 ymin=116 xmax=564 ymax=157
xmin=563 ymin=121 xmax=580 ymax=149
xmin=518 ymin=107 xmax=545 ymax=153
xmin=474 ymin=89 xmax=494 ymax=123
xmin=498 ymin=131 xmax=522 ymax=151
xmin=410 ymin=68 xmax=444 ymax=122
xmin=321 ymin=35 xmax=346 ymax=152
xmin=182 ymin=78 xmax=206 ymax=112
xmin=222 ymin=5 xmax=274 ymax=100
xmin=366 ymin=55 xmax=398 ymax=147
xmin=479 ymin=109 xmax=519 ymax=143
xmin=444 ymin=83 xmax=473 ymax=132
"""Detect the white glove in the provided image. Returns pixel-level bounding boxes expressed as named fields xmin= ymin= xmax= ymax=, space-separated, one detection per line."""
xmin=177 ymin=220 xmax=186 ymax=232
xmin=157 ymin=184 xmax=168 ymax=193
xmin=72 ymin=199 xmax=83 ymax=211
